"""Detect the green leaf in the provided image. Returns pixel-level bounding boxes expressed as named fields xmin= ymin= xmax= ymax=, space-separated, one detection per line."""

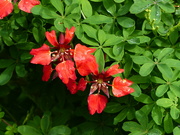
xmin=170 ymin=84 xmax=180 ymax=98
xmin=31 ymin=5 xmax=59 ymax=19
xmin=94 ymin=49 xmax=105 ymax=72
xmin=124 ymin=55 xmax=133 ymax=78
xmin=129 ymin=75 xmax=149 ymax=84
xmin=173 ymin=127 xmax=180 ymax=135
xmin=114 ymin=108 xmax=128 ymax=125
xmin=139 ymin=62 xmax=155 ymax=76
xmin=0 ymin=59 xmax=15 ymax=68
xmin=156 ymin=84 xmax=169 ymax=97
xmin=104 ymin=102 xmax=123 ymax=113
xmin=97 ymin=30 xmax=106 ymax=45
xmin=123 ymin=26 xmax=135 ymax=38
xmin=135 ymin=110 xmax=148 ymax=128
xmin=157 ymin=48 xmax=174 ymax=61
xmin=134 ymin=93 xmax=153 ymax=104
xmin=130 ymin=0 xmax=153 ymax=14
xmin=162 ymin=13 xmax=174 ymax=26
xmin=40 ymin=112 xmax=51 ymax=134
xmin=0 ymin=112 xmax=5 ymax=118
xmin=103 ymin=48 xmax=121 ymax=61
xmin=164 ymin=113 xmax=173 ymax=133
xmin=81 ymin=0 xmax=92 ymax=17
xmin=83 ymin=15 xmax=113 ymax=24
xmin=130 ymin=84 xmax=141 ymax=97
xmin=156 ymin=98 xmax=173 ymax=108
xmin=15 ymin=64 xmax=27 ymax=78
xmin=82 ymin=24 xmax=98 ymax=41
xmin=48 ymin=125 xmax=71 ymax=135
xmin=114 ymin=0 xmax=124 ymax=3
xmin=117 ymin=0 xmax=133 ymax=16
xmin=18 ymin=125 xmax=42 ymax=135
xmin=151 ymin=105 xmax=164 ymax=125
xmin=112 ymin=43 xmax=124 ymax=56
xmin=127 ymin=37 xmax=140 ymax=44
xmin=80 ymin=35 xmax=99 ymax=46
xmin=50 ymin=0 xmax=64 ymax=15
xmin=150 ymin=76 xmax=166 ymax=83
xmin=0 ymin=64 xmax=15 ymax=86
xmin=117 ymin=17 xmax=135 ymax=28
xmin=16 ymin=42 xmax=36 ymax=50
xmin=169 ymin=28 xmax=178 ymax=44
xmin=54 ymin=17 xmax=65 ymax=32
xmin=103 ymin=35 xmax=124 ymax=46
xmin=170 ymin=106 xmax=180 ymax=120
xmin=132 ymin=56 xmax=153 ymax=65
xmin=137 ymin=36 xmax=151 ymax=44
xmin=157 ymin=64 xmax=173 ymax=79
xmin=122 ymin=121 xmax=143 ymax=133
xmin=149 ymin=5 xmax=161 ymax=24
xmin=148 ymin=128 xmax=163 ymax=135
xmin=32 ymin=26 xmax=46 ymax=44
xmin=103 ymin=0 xmax=116 ymax=16
xmin=157 ymin=2 xmax=175 ymax=13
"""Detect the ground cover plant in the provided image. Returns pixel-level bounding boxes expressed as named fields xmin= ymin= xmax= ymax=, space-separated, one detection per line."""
xmin=0 ymin=0 xmax=180 ymax=134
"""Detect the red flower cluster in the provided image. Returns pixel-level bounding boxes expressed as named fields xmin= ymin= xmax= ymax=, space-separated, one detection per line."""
xmin=30 ymin=27 xmax=134 ymax=115
xmin=0 ymin=0 xmax=40 ymax=19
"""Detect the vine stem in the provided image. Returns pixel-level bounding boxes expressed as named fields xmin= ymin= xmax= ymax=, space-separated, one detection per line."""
xmin=1 ymin=119 xmax=12 ymax=127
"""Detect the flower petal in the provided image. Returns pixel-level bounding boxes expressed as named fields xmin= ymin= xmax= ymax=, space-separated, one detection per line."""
xmin=112 ymin=77 xmax=134 ymax=97
xmin=18 ymin=0 xmax=40 ymax=13
xmin=0 ymin=0 xmax=13 ymax=19
xmin=42 ymin=65 xmax=53 ymax=81
xmin=45 ymin=30 xmax=59 ymax=47
xmin=55 ymin=60 xmax=77 ymax=84
xmin=30 ymin=44 xmax=51 ymax=65
xmin=64 ymin=26 xmax=75 ymax=45
xmin=77 ymin=78 xmax=87 ymax=91
xmin=105 ymin=64 xmax=124 ymax=77
xmin=66 ymin=79 xmax=78 ymax=94
xmin=87 ymin=94 xmax=108 ymax=115
xmin=74 ymin=44 xmax=98 ymax=76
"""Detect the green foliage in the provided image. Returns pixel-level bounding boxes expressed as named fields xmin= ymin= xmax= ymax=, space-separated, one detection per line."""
xmin=0 ymin=0 xmax=180 ymax=134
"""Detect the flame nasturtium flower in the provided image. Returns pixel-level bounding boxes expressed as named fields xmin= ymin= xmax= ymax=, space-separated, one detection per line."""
xmin=30 ymin=27 xmax=77 ymax=89
xmin=74 ymin=47 xmax=134 ymax=114
xmin=0 ymin=0 xmax=40 ymax=19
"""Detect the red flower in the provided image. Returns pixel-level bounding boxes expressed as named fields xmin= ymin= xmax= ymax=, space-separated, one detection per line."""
xmin=82 ymin=64 xmax=125 ymax=97
xmin=18 ymin=0 xmax=40 ymax=13
xmin=0 ymin=0 xmax=13 ymax=19
xmin=30 ymin=27 xmax=76 ymax=84
xmin=42 ymin=65 xmax=53 ymax=81
xmin=112 ymin=77 xmax=134 ymax=97
xmin=55 ymin=60 xmax=76 ymax=84
xmin=0 ymin=0 xmax=40 ymax=19
xmin=45 ymin=30 xmax=59 ymax=47
xmin=65 ymin=78 xmax=87 ymax=94
xmin=74 ymin=44 xmax=99 ymax=76
xmin=88 ymin=94 xmax=108 ymax=115
xmin=30 ymin=44 xmax=51 ymax=65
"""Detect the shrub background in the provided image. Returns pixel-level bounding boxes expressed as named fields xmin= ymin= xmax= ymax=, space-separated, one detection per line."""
xmin=0 ymin=0 xmax=180 ymax=134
